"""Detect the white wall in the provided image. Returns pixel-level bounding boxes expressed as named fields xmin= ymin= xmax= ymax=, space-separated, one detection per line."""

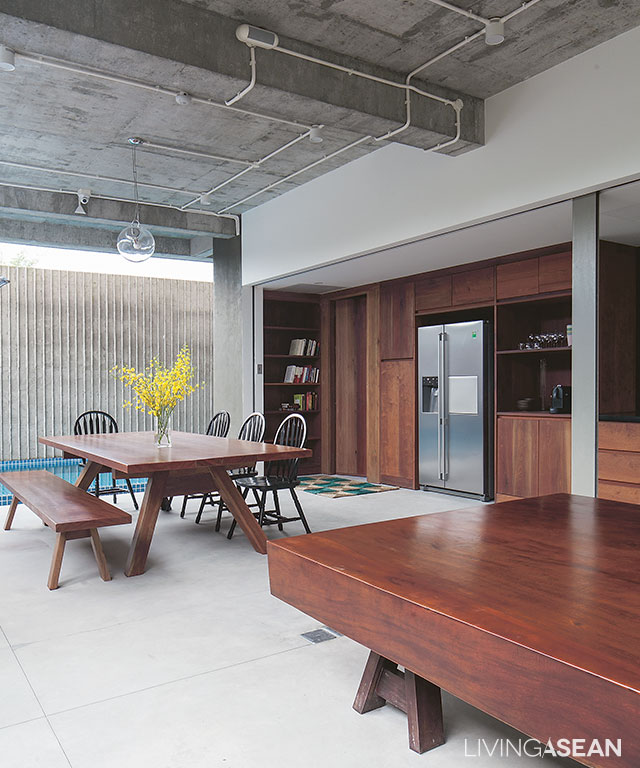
xmin=242 ymin=24 xmax=640 ymax=285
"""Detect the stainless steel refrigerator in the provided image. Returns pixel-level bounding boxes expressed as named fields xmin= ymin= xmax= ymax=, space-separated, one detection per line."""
xmin=418 ymin=320 xmax=493 ymax=500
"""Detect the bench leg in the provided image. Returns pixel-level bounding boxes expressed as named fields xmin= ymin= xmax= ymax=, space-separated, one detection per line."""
xmin=89 ymin=529 xmax=112 ymax=582
xmin=48 ymin=533 xmax=67 ymax=590
xmin=353 ymin=651 xmax=445 ymax=754
xmin=3 ymin=497 xmax=19 ymax=531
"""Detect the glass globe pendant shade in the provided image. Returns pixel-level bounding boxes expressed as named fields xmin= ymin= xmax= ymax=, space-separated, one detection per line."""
xmin=117 ymin=219 xmax=155 ymax=262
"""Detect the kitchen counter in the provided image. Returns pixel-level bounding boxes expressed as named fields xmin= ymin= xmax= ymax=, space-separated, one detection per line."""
xmin=600 ymin=413 xmax=640 ymax=423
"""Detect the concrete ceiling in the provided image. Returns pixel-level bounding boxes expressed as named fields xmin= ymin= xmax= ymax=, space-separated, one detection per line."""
xmin=0 ymin=0 xmax=639 ymax=254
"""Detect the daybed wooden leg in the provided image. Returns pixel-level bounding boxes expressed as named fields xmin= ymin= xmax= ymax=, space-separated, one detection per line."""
xmin=90 ymin=528 xmax=112 ymax=582
xmin=48 ymin=533 xmax=67 ymax=590
xmin=353 ymin=651 xmax=445 ymax=754
xmin=3 ymin=497 xmax=19 ymax=530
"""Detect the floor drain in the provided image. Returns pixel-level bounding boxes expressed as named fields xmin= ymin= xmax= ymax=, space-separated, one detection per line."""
xmin=301 ymin=628 xmax=339 ymax=644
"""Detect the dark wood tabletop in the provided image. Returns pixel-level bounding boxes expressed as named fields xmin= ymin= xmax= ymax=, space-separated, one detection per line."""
xmin=268 ymin=493 xmax=640 ymax=766
xmin=40 ymin=431 xmax=311 ymax=474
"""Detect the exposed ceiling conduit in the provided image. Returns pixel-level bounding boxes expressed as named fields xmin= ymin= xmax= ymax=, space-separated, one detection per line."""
xmin=424 ymin=0 xmax=490 ymax=24
xmin=13 ymin=50 xmax=311 ymax=131
xmin=137 ymin=140 xmax=255 ymax=167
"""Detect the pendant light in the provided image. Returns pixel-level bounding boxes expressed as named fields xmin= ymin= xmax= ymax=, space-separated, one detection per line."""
xmin=117 ymin=137 xmax=155 ymax=262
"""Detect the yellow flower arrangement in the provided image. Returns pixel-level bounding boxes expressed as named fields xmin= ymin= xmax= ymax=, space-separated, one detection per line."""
xmin=111 ymin=346 xmax=203 ymax=446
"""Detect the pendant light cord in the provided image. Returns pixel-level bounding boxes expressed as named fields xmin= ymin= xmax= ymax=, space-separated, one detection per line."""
xmin=131 ymin=143 xmax=140 ymax=223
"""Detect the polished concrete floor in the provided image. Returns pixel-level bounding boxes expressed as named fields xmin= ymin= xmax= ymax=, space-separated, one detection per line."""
xmin=0 ymin=485 xmax=575 ymax=767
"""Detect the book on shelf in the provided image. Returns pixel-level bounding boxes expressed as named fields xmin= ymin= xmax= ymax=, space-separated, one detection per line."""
xmin=292 ymin=391 xmax=318 ymax=411
xmin=287 ymin=338 xmax=319 ymax=356
xmin=283 ymin=364 xmax=319 ymax=384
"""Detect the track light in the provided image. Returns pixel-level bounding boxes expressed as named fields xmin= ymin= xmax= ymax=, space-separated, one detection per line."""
xmin=309 ymin=125 xmax=324 ymax=144
xmin=484 ymin=19 xmax=505 ymax=46
xmin=0 ymin=45 xmax=16 ymax=72
xmin=235 ymin=24 xmax=279 ymax=49
xmin=175 ymin=91 xmax=192 ymax=106
xmin=75 ymin=188 xmax=91 ymax=215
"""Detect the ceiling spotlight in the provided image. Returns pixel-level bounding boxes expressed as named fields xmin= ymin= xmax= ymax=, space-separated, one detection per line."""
xmin=235 ymin=24 xmax=279 ymax=50
xmin=484 ymin=19 xmax=505 ymax=46
xmin=175 ymin=91 xmax=192 ymax=106
xmin=309 ymin=125 xmax=324 ymax=144
xmin=0 ymin=45 xmax=16 ymax=72
xmin=200 ymin=192 xmax=212 ymax=206
xmin=75 ymin=188 xmax=91 ymax=215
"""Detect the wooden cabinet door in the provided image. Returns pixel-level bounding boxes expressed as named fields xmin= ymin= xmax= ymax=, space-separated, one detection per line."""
xmin=538 ymin=252 xmax=571 ymax=293
xmin=415 ymin=275 xmax=452 ymax=313
xmin=380 ymin=281 xmax=414 ymax=360
xmin=538 ymin=419 xmax=571 ymax=494
xmin=497 ymin=417 xmax=539 ymax=497
xmin=452 ymin=267 xmax=495 ymax=306
xmin=496 ymin=259 xmax=538 ymax=299
xmin=380 ymin=359 xmax=415 ymax=488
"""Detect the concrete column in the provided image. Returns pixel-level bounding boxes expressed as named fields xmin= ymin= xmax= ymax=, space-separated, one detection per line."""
xmin=213 ymin=236 xmax=244 ymax=433
xmin=571 ymin=193 xmax=599 ymax=496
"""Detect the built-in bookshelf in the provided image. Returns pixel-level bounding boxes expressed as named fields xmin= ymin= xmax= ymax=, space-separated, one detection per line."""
xmin=263 ymin=291 xmax=322 ymax=474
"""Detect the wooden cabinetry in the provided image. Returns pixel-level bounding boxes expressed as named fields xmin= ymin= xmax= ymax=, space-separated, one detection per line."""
xmin=452 ymin=266 xmax=494 ymax=306
xmin=415 ymin=275 xmax=451 ymax=313
xmin=380 ymin=359 xmax=415 ymax=488
xmin=497 ymin=415 xmax=570 ymax=497
xmin=380 ymin=281 xmax=414 ymax=360
xmin=263 ymin=292 xmax=321 ymax=473
xmin=497 ymin=259 xmax=539 ymax=299
xmin=539 ymin=252 xmax=571 ymax=293
xmin=598 ymin=421 xmax=640 ymax=504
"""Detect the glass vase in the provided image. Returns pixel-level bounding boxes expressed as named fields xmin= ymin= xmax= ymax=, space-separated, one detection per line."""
xmin=155 ymin=412 xmax=172 ymax=447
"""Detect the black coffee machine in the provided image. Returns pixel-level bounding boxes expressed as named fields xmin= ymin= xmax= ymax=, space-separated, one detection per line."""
xmin=550 ymin=384 xmax=571 ymax=413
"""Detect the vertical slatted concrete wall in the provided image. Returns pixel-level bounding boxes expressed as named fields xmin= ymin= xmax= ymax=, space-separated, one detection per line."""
xmin=0 ymin=267 xmax=214 ymax=459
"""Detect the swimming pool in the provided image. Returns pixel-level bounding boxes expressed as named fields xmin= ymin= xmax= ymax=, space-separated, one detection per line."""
xmin=0 ymin=457 xmax=147 ymax=506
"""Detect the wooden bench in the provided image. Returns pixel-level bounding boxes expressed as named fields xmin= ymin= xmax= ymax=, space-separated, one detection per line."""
xmin=1 ymin=470 xmax=131 ymax=589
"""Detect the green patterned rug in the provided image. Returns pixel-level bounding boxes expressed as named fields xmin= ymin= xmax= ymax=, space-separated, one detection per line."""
xmin=298 ymin=475 xmax=399 ymax=498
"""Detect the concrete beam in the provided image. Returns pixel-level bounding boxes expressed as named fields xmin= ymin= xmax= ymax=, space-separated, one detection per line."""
xmin=0 ymin=215 xmax=193 ymax=258
xmin=0 ymin=186 xmax=237 ymax=238
xmin=1 ymin=0 xmax=483 ymax=151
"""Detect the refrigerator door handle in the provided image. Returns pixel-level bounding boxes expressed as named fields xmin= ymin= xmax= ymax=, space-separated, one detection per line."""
xmin=438 ymin=332 xmax=448 ymax=481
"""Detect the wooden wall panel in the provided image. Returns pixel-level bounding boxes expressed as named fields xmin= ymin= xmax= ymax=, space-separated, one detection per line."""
xmin=335 ymin=297 xmax=367 ymax=476
xmin=452 ymin=267 xmax=495 ymax=306
xmin=538 ymin=252 xmax=572 ymax=293
xmin=538 ymin=419 xmax=571 ymax=494
xmin=415 ymin=275 xmax=452 ymax=313
xmin=380 ymin=359 xmax=415 ymax=488
xmin=366 ymin=286 xmax=381 ymax=483
xmin=320 ymin=298 xmax=335 ymax=475
xmin=380 ymin=281 xmax=414 ymax=359
xmin=496 ymin=260 xmax=539 ymax=299
xmin=496 ymin=417 xmax=538 ymax=497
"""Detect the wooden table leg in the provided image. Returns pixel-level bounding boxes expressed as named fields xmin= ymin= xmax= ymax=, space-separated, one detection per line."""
xmin=208 ymin=467 xmax=268 ymax=554
xmin=353 ymin=651 xmax=445 ymax=754
xmin=48 ymin=532 xmax=67 ymax=590
xmin=75 ymin=461 xmax=103 ymax=491
xmin=125 ymin=471 xmax=168 ymax=577
xmin=90 ymin=529 xmax=112 ymax=582
xmin=3 ymin=496 xmax=19 ymax=530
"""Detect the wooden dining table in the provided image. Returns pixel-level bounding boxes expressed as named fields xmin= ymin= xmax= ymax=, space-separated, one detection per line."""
xmin=40 ymin=430 xmax=311 ymax=576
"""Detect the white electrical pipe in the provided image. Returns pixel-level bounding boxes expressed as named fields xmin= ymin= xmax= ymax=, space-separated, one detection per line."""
xmin=138 ymin=139 xmax=254 ymax=167
xmin=14 ymin=50 xmax=310 ymax=131
xmin=225 ymin=45 xmax=257 ymax=106
xmin=180 ymin=130 xmax=310 ymax=211
xmin=425 ymin=0 xmax=490 ymax=24
xmin=0 ymin=158 xmax=204 ymax=198
xmin=217 ymin=135 xmax=371 ymax=213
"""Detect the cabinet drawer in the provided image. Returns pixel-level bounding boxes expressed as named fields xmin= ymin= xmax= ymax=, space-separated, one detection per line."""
xmin=415 ymin=275 xmax=452 ymax=313
xmin=598 ymin=449 xmax=640 ymax=484
xmin=598 ymin=480 xmax=640 ymax=505
xmin=539 ymin=252 xmax=571 ymax=293
xmin=496 ymin=259 xmax=538 ymax=299
xmin=599 ymin=421 xmax=640 ymax=452
xmin=452 ymin=267 xmax=494 ymax=306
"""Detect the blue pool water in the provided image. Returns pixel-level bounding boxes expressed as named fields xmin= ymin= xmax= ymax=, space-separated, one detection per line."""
xmin=0 ymin=457 xmax=147 ymax=505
